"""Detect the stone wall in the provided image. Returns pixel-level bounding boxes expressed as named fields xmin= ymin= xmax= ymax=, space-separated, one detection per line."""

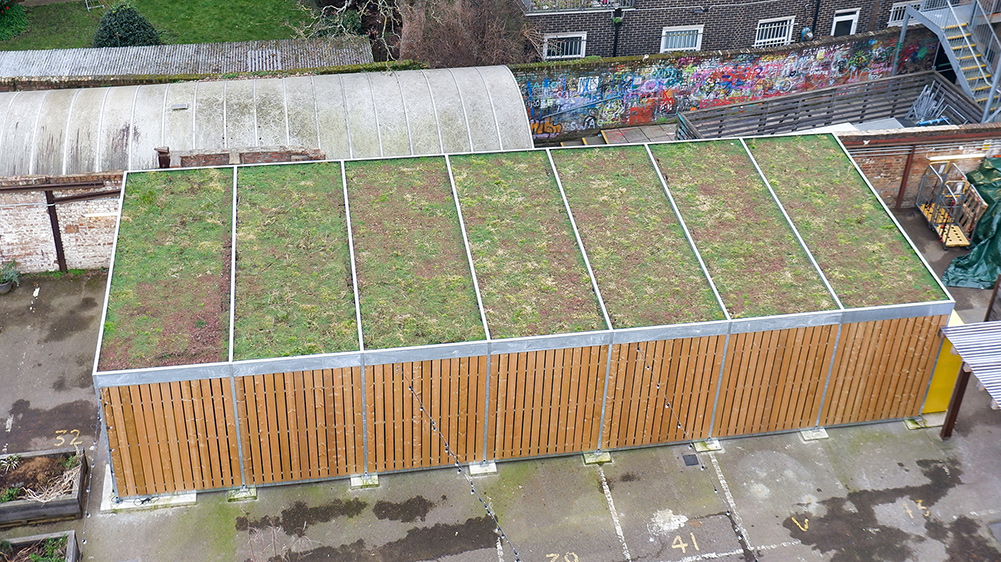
xmin=513 ymin=28 xmax=939 ymax=142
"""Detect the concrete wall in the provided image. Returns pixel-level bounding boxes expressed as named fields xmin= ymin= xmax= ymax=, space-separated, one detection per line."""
xmin=513 ymin=29 xmax=938 ymax=142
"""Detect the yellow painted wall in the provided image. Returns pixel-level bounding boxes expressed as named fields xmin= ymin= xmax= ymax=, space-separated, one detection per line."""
xmin=923 ymin=312 xmax=964 ymax=413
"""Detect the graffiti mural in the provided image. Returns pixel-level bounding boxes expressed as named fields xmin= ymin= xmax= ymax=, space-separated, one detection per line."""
xmin=513 ymin=31 xmax=938 ymax=141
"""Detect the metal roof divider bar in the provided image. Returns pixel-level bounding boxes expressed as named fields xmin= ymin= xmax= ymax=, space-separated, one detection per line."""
xmin=227 ymin=166 xmax=248 ymax=488
xmin=420 ymin=70 xmax=446 ymax=154
xmin=831 ymin=134 xmax=954 ymax=300
xmin=310 ymin=76 xmax=321 ymax=150
xmin=126 ymin=86 xmax=140 ymax=171
xmin=60 ymin=89 xmax=82 ymax=175
xmin=281 ymin=78 xmax=291 ymax=147
xmin=90 ymin=170 xmax=129 ymax=500
xmin=339 ymin=75 xmax=353 ymax=158
xmin=252 ymin=80 xmax=259 ymax=148
xmin=447 ymin=68 xmax=476 ymax=153
xmin=341 ymin=160 xmax=369 ymax=475
xmin=545 ymin=147 xmax=615 ymax=451
xmin=740 ymin=138 xmax=844 ymax=310
xmin=445 ymin=154 xmax=494 ymax=463
xmin=393 ymin=73 xmax=415 ymax=155
xmin=473 ymin=66 xmax=506 ymax=150
xmin=27 ymin=90 xmax=50 ymax=175
xmin=366 ymin=73 xmax=384 ymax=158
xmin=0 ymin=92 xmax=19 ymax=167
xmin=222 ymin=82 xmax=229 ymax=149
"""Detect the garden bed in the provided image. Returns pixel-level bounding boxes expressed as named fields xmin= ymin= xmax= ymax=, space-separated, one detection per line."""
xmin=0 ymin=449 xmax=87 ymax=528
xmin=235 ymin=163 xmax=359 ymax=360
xmin=450 ymin=151 xmax=605 ymax=338
xmin=99 ymin=168 xmax=233 ymax=371
xmin=747 ymin=134 xmax=947 ymax=308
xmin=0 ymin=531 xmax=78 ymax=562
xmin=650 ymin=141 xmax=837 ymax=318
xmin=346 ymin=157 xmax=484 ymax=349
xmin=552 ymin=145 xmax=724 ymax=327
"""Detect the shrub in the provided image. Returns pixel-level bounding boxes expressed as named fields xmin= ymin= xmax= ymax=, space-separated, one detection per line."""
xmin=93 ymin=2 xmax=161 ymax=48
xmin=0 ymin=1 xmax=28 ymax=42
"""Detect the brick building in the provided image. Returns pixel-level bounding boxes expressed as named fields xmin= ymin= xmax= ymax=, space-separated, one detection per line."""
xmin=522 ymin=0 xmax=916 ymax=59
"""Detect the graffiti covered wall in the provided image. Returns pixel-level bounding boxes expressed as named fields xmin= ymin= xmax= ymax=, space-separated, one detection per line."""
xmin=512 ymin=29 xmax=939 ymax=142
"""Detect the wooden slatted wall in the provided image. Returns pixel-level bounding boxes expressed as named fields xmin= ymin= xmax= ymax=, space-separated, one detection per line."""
xmin=490 ymin=346 xmax=606 ymax=459
xmin=236 ymin=368 xmax=364 ymax=485
xmin=367 ymin=357 xmax=488 ymax=473
xmin=102 ymin=379 xmax=241 ymax=497
xmin=602 ymin=336 xmax=725 ymax=448
xmin=819 ymin=315 xmax=946 ymax=426
xmin=713 ymin=326 xmax=838 ymax=437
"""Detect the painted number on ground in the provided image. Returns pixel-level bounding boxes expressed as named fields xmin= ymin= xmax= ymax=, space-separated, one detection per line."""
xmin=54 ymin=429 xmax=83 ymax=447
xmin=903 ymin=499 xmax=930 ymax=518
xmin=546 ymin=553 xmax=579 ymax=562
xmin=671 ymin=532 xmax=700 ymax=554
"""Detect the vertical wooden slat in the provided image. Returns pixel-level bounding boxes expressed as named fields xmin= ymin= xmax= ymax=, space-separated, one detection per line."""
xmin=105 ymin=387 xmax=136 ymax=497
xmin=167 ymin=381 xmax=192 ymax=490
xmin=127 ymin=385 xmax=153 ymax=494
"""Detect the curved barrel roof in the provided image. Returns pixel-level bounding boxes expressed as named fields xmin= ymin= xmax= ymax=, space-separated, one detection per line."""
xmin=0 ymin=66 xmax=533 ymax=176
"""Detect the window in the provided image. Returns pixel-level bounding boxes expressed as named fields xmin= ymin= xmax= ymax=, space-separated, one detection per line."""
xmin=543 ymin=33 xmax=587 ymax=60
xmin=661 ymin=25 xmax=703 ymax=52
xmin=887 ymin=1 xmax=921 ymax=26
xmin=754 ymin=16 xmax=795 ymax=48
xmin=832 ymin=9 xmax=860 ymax=36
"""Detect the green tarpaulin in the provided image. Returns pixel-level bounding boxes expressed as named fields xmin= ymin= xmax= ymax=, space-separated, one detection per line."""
xmin=942 ymin=157 xmax=1001 ymax=289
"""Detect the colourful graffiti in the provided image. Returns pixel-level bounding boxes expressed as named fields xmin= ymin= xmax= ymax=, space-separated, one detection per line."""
xmin=514 ymin=32 xmax=938 ymax=140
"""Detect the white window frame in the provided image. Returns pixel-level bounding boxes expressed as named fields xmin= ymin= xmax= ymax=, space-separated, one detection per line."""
xmin=887 ymin=1 xmax=921 ymax=26
xmin=754 ymin=16 xmax=795 ymax=48
xmin=660 ymin=25 xmax=704 ymax=52
xmin=831 ymin=8 xmax=860 ymax=36
xmin=542 ymin=32 xmax=587 ymax=60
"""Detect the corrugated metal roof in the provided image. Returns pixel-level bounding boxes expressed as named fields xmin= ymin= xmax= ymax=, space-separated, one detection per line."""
xmin=0 ymin=66 xmax=534 ymax=176
xmin=0 ymin=37 xmax=372 ymax=77
xmin=942 ymin=321 xmax=1001 ymax=405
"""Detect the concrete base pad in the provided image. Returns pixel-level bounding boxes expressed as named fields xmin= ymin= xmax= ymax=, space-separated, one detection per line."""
xmin=800 ymin=427 xmax=830 ymax=441
xmin=693 ymin=438 xmax=722 ymax=452
xmin=100 ymin=465 xmax=196 ymax=513
xmin=349 ymin=474 xmax=380 ymax=489
xmin=468 ymin=461 xmax=497 ymax=476
xmin=227 ymin=487 xmax=257 ymax=502
xmin=904 ymin=412 xmax=947 ymax=429
xmin=582 ymin=451 xmax=612 ymax=465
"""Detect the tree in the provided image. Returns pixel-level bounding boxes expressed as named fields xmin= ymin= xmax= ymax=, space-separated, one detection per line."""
xmin=93 ymin=2 xmax=161 ymax=48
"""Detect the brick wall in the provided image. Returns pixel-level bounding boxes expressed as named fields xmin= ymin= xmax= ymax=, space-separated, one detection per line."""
xmin=527 ymin=0 xmax=897 ymax=57
xmin=514 ymin=27 xmax=938 ymax=142
xmin=841 ymin=123 xmax=1001 ymax=207
xmin=0 ymin=173 xmax=122 ymax=273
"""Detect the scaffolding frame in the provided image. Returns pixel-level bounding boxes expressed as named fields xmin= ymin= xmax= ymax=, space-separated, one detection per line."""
xmin=915 ymin=162 xmax=987 ymax=248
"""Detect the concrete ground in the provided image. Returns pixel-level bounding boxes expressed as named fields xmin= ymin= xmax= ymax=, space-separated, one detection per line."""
xmin=1 ymin=211 xmax=1000 ymax=561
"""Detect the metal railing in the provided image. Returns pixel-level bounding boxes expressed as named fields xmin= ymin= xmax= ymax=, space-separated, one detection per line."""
xmin=519 ymin=0 xmax=634 ymax=12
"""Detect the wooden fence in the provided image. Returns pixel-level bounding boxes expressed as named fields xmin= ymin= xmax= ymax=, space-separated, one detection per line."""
xmin=676 ymin=72 xmax=982 ymax=140
xmin=101 ymin=315 xmax=947 ymax=497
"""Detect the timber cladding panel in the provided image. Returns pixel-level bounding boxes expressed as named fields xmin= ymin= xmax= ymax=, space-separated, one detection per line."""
xmin=602 ymin=336 xmax=725 ymax=449
xmin=490 ymin=346 xmax=606 ymax=460
xmin=820 ymin=315 xmax=947 ymax=426
xmin=102 ymin=380 xmax=242 ymax=497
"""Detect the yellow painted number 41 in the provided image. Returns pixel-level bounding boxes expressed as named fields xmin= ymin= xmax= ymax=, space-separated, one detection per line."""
xmin=672 ymin=532 xmax=700 ymax=554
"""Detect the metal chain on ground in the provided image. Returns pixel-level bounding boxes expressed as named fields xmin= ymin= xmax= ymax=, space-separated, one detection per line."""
xmin=399 ymin=369 xmax=522 ymax=562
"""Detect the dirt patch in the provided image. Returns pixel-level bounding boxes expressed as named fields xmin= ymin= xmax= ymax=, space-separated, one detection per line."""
xmin=373 ymin=495 xmax=440 ymax=523
xmin=280 ymin=517 xmax=496 ymax=561
xmin=236 ymin=498 xmax=368 ymax=537
xmin=784 ymin=458 xmax=968 ymax=561
xmin=927 ymin=515 xmax=1001 ymax=561
xmin=0 ymin=452 xmax=76 ymax=499
xmin=43 ymin=296 xmax=98 ymax=343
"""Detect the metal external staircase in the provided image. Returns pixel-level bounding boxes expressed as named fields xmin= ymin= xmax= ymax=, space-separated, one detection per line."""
xmin=898 ymin=0 xmax=1001 ymax=121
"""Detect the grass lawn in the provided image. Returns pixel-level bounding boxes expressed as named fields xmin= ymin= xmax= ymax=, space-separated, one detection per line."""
xmin=346 ymin=157 xmax=484 ymax=350
xmin=100 ymin=168 xmax=233 ymax=371
xmin=747 ymin=134 xmax=947 ymax=308
xmin=0 ymin=0 xmax=313 ymax=51
xmin=651 ymin=141 xmax=837 ymax=319
xmin=450 ymin=151 xmax=605 ymax=338
xmin=235 ymin=163 xmax=359 ymax=361
xmin=552 ymin=145 xmax=724 ymax=327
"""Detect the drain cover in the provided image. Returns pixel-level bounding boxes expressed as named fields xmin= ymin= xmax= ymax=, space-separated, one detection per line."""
xmin=683 ymin=454 xmax=699 ymax=467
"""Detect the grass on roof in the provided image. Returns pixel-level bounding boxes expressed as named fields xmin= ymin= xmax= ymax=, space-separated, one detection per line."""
xmin=99 ymin=168 xmax=232 ymax=371
xmin=552 ymin=145 xmax=724 ymax=327
xmin=234 ymin=163 xmax=359 ymax=360
xmin=450 ymin=151 xmax=605 ymax=338
xmin=650 ymin=140 xmax=838 ymax=318
xmin=346 ymin=157 xmax=484 ymax=349
xmin=747 ymin=134 xmax=947 ymax=307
